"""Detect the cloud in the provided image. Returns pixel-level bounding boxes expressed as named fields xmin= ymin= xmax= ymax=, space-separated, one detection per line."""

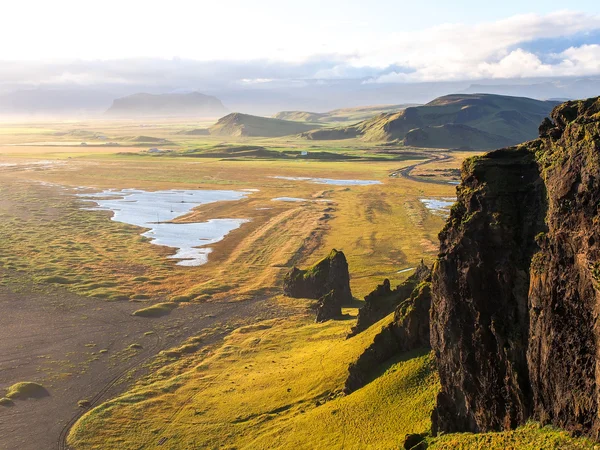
xmin=360 ymin=11 xmax=600 ymax=82
xmin=0 ymin=11 xmax=599 ymax=92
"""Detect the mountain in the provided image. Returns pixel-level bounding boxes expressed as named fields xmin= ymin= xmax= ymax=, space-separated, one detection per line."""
xmin=105 ymin=92 xmax=227 ymax=118
xmin=431 ymin=97 xmax=600 ymax=439
xmin=273 ymin=104 xmax=414 ymax=123
xmin=301 ymin=94 xmax=559 ymax=149
xmin=208 ymin=112 xmax=320 ymax=137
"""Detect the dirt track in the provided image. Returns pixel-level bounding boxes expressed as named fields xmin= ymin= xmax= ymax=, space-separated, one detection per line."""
xmin=0 ymin=272 xmax=286 ymax=450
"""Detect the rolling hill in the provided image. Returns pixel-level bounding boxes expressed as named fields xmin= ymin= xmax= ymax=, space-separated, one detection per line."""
xmin=301 ymin=94 xmax=559 ymax=149
xmin=208 ymin=112 xmax=320 ymax=137
xmin=274 ymin=104 xmax=415 ymax=124
xmin=105 ymin=92 xmax=227 ymax=118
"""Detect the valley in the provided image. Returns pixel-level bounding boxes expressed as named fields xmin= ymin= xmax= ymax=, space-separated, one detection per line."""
xmin=1 ymin=95 xmax=599 ymax=450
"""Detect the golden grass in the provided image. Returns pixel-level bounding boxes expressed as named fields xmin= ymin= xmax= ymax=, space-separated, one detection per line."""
xmin=68 ymin=312 xmax=438 ymax=449
xmin=5 ymin=119 xmax=577 ymax=449
xmin=428 ymin=422 xmax=598 ymax=449
xmin=4 ymin=382 xmax=48 ymax=399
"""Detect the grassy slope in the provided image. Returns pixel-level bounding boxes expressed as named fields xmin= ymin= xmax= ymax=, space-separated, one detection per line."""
xmin=429 ymin=422 xmax=597 ymax=449
xmin=302 ymin=94 xmax=556 ymax=147
xmin=2 ymin=120 xmax=594 ymax=449
xmin=68 ymin=313 xmax=439 ymax=449
xmin=209 ymin=113 xmax=320 ymax=137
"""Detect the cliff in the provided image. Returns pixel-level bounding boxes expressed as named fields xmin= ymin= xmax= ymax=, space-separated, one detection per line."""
xmin=348 ymin=260 xmax=430 ymax=337
xmin=283 ymin=249 xmax=353 ymax=322
xmin=431 ymin=96 xmax=600 ymax=439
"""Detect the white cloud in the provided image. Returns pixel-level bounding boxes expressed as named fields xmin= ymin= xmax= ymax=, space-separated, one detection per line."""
xmin=1 ymin=11 xmax=599 ymax=88
xmin=361 ymin=12 xmax=600 ymax=82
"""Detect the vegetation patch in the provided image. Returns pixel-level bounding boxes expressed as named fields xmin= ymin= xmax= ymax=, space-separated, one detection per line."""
xmin=428 ymin=421 xmax=597 ymax=449
xmin=132 ymin=302 xmax=178 ymax=318
xmin=5 ymin=382 xmax=49 ymax=400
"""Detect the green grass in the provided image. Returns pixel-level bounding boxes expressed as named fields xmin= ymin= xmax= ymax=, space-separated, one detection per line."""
xmin=4 ymin=382 xmax=48 ymax=400
xmin=132 ymin=302 xmax=178 ymax=318
xmin=69 ymin=313 xmax=426 ymax=448
xmin=428 ymin=422 xmax=598 ymax=449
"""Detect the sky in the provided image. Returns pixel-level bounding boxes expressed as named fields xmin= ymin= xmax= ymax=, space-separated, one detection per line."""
xmin=1 ymin=0 xmax=599 ymax=91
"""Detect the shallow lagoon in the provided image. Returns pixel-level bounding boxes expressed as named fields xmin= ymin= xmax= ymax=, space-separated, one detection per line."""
xmin=78 ymin=189 xmax=248 ymax=266
xmin=272 ymin=176 xmax=381 ymax=186
xmin=420 ymin=198 xmax=455 ymax=218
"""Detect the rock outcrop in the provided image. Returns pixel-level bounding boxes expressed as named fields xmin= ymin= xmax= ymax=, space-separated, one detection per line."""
xmin=349 ymin=260 xmax=431 ymax=337
xmin=431 ymin=96 xmax=600 ymax=439
xmin=315 ymin=290 xmax=342 ymax=323
xmin=283 ymin=249 xmax=352 ymax=303
xmin=284 ymin=249 xmax=352 ymax=322
xmin=345 ymin=278 xmax=432 ymax=393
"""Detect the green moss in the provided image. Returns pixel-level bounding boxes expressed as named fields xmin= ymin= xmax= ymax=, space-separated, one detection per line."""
xmin=531 ymin=252 xmax=548 ymax=275
xmin=5 ymin=382 xmax=48 ymax=399
xmin=132 ymin=302 xmax=177 ymax=318
xmin=429 ymin=421 xmax=597 ymax=449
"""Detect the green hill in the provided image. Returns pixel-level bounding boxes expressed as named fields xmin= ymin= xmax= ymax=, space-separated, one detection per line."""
xmin=274 ymin=104 xmax=414 ymax=124
xmin=301 ymin=94 xmax=559 ymax=149
xmin=209 ymin=112 xmax=320 ymax=137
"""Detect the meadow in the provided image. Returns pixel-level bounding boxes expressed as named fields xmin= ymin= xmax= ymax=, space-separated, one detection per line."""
xmin=0 ymin=117 xmax=591 ymax=449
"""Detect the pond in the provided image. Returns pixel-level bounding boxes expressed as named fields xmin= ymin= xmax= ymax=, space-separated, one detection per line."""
xmin=78 ymin=188 xmax=249 ymax=266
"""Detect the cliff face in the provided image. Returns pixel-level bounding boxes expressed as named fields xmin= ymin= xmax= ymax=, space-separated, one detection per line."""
xmin=283 ymin=249 xmax=352 ymax=303
xmin=431 ymin=97 xmax=600 ymax=438
xmin=349 ymin=260 xmax=430 ymax=337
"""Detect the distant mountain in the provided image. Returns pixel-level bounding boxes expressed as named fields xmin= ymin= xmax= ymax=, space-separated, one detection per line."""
xmin=208 ymin=113 xmax=320 ymax=137
xmin=273 ymin=104 xmax=415 ymax=124
xmin=301 ymin=94 xmax=559 ymax=149
xmin=106 ymin=92 xmax=227 ymax=118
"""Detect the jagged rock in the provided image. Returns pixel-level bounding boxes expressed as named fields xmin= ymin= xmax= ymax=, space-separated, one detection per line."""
xmin=315 ymin=290 xmax=343 ymax=323
xmin=348 ymin=260 xmax=431 ymax=337
xmin=283 ymin=249 xmax=352 ymax=303
xmin=431 ymin=96 xmax=600 ymax=440
xmin=344 ymin=280 xmax=432 ymax=393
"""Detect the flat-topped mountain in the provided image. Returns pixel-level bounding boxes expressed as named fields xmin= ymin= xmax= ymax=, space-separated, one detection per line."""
xmin=106 ymin=92 xmax=227 ymax=118
xmin=208 ymin=112 xmax=320 ymax=137
xmin=274 ymin=104 xmax=413 ymax=124
xmin=302 ymin=94 xmax=559 ymax=149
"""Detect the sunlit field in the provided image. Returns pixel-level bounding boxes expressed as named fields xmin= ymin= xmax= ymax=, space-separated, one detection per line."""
xmin=1 ymin=117 xmax=589 ymax=450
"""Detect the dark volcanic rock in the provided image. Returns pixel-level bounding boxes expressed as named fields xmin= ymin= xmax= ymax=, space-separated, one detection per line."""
xmin=431 ymin=96 xmax=600 ymax=439
xmin=315 ymin=290 xmax=343 ymax=323
xmin=283 ymin=249 xmax=352 ymax=303
xmin=344 ymin=280 xmax=432 ymax=393
xmin=349 ymin=260 xmax=430 ymax=337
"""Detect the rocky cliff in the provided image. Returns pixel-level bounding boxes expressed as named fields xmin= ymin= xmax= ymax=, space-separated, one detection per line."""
xmin=345 ymin=276 xmax=432 ymax=393
xmin=431 ymin=96 xmax=600 ymax=439
xmin=349 ymin=260 xmax=430 ymax=337
xmin=284 ymin=249 xmax=353 ymax=321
